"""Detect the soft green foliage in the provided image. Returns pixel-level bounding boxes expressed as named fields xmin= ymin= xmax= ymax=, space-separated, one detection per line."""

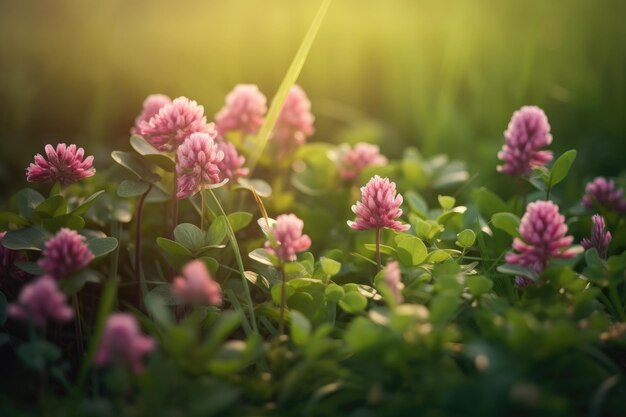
xmin=1 ymin=3 xmax=626 ymax=416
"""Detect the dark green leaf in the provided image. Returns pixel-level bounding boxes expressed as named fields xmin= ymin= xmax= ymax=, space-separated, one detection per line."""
xmin=40 ymin=214 xmax=85 ymax=233
xmin=16 ymin=188 xmax=45 ymax=221
xmin=1 ymin=226 xmax=50 ymax=251
xmin=227 ymin=212 xmax=253 ymax=233
xmin=466 ymin=275 xmax=493 ymax=296
xmin=338 ymin=291 xmax=367 ymax=313
xmin=60 ymin=269 xmax=101 ymax=295
xmin=117 ymin=180 xmax=150 ymax=198
xmin=87 ymin=237 xmax=118 ymax=258
xmin=70 ymin=190 xmax=105 ymax=216
xmin=363 ymin=243 xmax=396 ymax=256
xmin=156 ymin=237 xmax=193 ymax=257
xmin=290 ymin=310 xmax=311 ymax=346
xmin=14 ymin=261 xmax=43 ymax=275
xmin=438 ymin=195 xmax=456 ymax=210
xmin=0 ymin=211 xmax=29 ymax=227
xmin=549 ymin=150 xmax=577 ymax=188
xmin=249 ymin=248 xmax=279 ymax=267
xmin=456 ymin=229 xmax=476 ymax=248
xmin=207 ymin=216 xmax=228 ymax=245
xmin=174 ymin=223 xmax=206 ymax=253
xmin=395 ymin=235 xmax=428 ymax=266
xmin=497 ymin=263 xmax=538 ymax=281
xmin=130 ymin=135 xmax=176 ymax=171
xmin=491 ymin=212 xmax=520 ymax=238
xmin=34 ymin=195 xmax=67 ymax=218
xmin=111 ymin=151 xmax=160 ymax=183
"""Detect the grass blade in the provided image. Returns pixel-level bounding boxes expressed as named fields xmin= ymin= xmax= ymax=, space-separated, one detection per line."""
xmin=247 ymin=0 xmax=333 ymax=171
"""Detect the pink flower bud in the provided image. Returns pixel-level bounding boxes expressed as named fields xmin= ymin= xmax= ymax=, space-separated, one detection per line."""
xmin=264 ymin=214 xmax=312 ymax=262
xmin=348 ymin=175 xmax=409 ymax=232
xmin=497 ymin=106 xmax=553 ymax=177
xmin=95 ymin=313 xmax=155 ymax=374
xmin=9 ymin=276 xmax=73 ymax=326
xmin=172 ymin=260 xmax=222 ymax=306
xmin=26 ymin=143 xmax=95 ymax=185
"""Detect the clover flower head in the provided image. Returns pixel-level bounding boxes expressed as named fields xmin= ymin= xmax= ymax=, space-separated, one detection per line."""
xmin=131 ymin=94 xmax=172 ymax=134
xmin=138 ymin=96 xmax=212 ymax=151
xmin=384 ymin=260 xmax=404 ymax=304
xmin=176 ymin=131 xmax=224 ymax=199
xmin=348 ymin=175 xmax=409 ymax=232
xmin=581 ymin=214 xmax=611 ymax=259
xmin=497 ymin=106 xmax=553 ymax=177
xmin=172 ymin=260 xmax=222 ymax=306
xmin=217 ymin=141 xmax=249 ymax=182
xmin=8 ymin=276 xmax=73 ymax=326
xmin=38 ymin=228 xmax=94 ymax=279
xmin=271 ymin=85 xmax=315 ymax=154
xmin=264 ymin=214 xmax=312 ymax=262
xmin=506 ymin=201 xmax=576 ymax=287
xmin=26 ymin=143 xmax=95 ymax=185
xmin=582 ymin=177 xmax=626 ymax=213
xmin=338 ymin=143 xmax=388 ymax=182
xmin=215 ymin=84 xmax=267 ymax=135
xmin=95 ymin=313 xmax=155 ymax=374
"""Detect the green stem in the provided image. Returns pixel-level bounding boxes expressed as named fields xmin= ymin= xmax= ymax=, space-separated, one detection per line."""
xmin=172 ymin=170 xmax=178 ymax=239
xmin=135 ymin=186 xmax=151 ymax=310
xmin=200 ymin=188 xmax=206 ymax=232
xmin=76 ymin=221 xmax=121 ymax=391
xmin=375 ymin=227 xmax=381 ymax=273
xmin=279 ymin=264 xmax=286 ymax=335
xmin=207 ymin=189 xmax=258 ymax=334
xmin=247 ymin=0 xmax=332 ymax=172
xmin=72 ymin=294 xmax=84 ymax=357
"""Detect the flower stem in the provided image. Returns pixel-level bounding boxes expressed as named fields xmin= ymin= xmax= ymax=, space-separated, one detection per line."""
xmin=375 ymin=227 xmax=382 ymax=273
xmin=72 ymin=294 xmax=84 ymax=356
xmin=207 ymin=189 xmax=258 ymax=334
xmin=171 ymin=171 xmax=178 ymax=239
xmin=279 ymin=263 xmax=286 ymax=335
xmin=135 ymin=185 xmax=151 ymax=310
xmin=200 ymin=188 xmax=206 ymax=232
xmin=76 ymin=220 xmax=121 ymax=392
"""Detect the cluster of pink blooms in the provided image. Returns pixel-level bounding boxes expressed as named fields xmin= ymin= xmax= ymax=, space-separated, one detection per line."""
xmin=95 ymin=313 xmax=155 ymax=374
xmin=338 ymin=143 xmax=388 ymax=182
xmin=264 ymin=214 xmax=312 ymax=262
xmin=271 ymin=85 xmax=315 ymax=154
xmin=172 ymin=260 xmax=222 ymax=306
xmin=216 ymin=141 xmax=250 ymax=183
xmin=26 ymin=143 xmax=95 ymax=185
xmin=215 ymin=84 xmax=267 ymax=135
xmin=138 ymin=97 xmax=213 ymax=152
xmin=582 ymin=215 xmax=611 ymax=259
xmin=384 ymin=260 xmax=404 ymax=304
xmin=8 ymin=276 xmax=73 ymax=326
xmin=348 ymin=176 xmax=409 ymax=232
xmin=131 ymin=94 xmax=172 ymax=135
xmin=582 ymin=177 xmax=626 ymax=213
xmin=38 ymin=228 xmax=94 ymax=279
xmin=0 ymin=232 xmax=28 ymax=283
xmin=506 ymin=201 xmax=576 ymax=287
xmin=175 ymin=132 xmax=224 ymax=199
xmin=497 ymin=106 xmax=553 ymax=177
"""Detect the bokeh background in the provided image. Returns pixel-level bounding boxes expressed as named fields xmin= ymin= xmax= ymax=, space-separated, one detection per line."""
xmin=0 ymin=0 xmax=624 ymax=198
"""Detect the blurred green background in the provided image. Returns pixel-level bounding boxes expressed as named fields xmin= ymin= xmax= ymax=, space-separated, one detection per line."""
xmin=0 ymin=0 xmax=624 ymax=197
